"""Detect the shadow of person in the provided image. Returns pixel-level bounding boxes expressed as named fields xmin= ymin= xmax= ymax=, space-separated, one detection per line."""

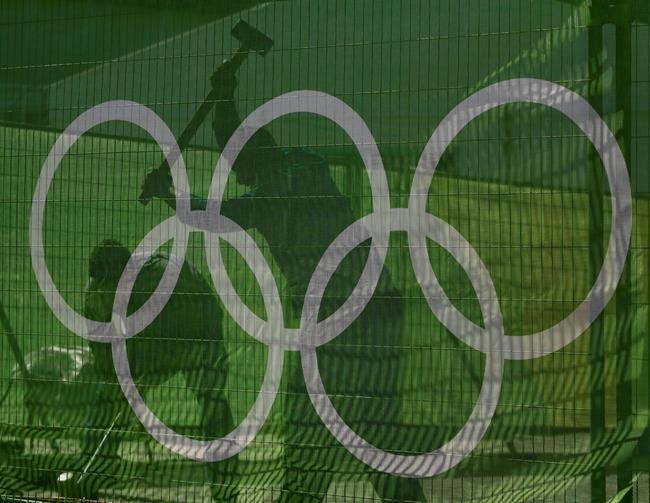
xmin=73 ymin=239 xmax=239 ymax=501
xmin=143 ymin=65 xmax=427 ymax=501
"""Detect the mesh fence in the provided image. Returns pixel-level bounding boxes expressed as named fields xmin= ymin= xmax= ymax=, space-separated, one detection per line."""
xmin=0 ymin=1 xmax=648 ymax=501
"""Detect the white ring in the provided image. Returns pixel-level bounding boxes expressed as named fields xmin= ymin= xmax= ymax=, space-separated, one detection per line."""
xmin=30 ymin=100 xmax=191 ymax=342
xmin=204 ymin=90 xmax=390 ymax=350
xmin=409 ymin=78 xmax=632 ymax=359
xmin=301 ymin=208 xmax=504 ymax=477
xmin=108 ymin=208 xmax=284 ymax=461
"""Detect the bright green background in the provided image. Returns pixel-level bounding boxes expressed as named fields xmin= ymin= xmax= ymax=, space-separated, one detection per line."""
xmin=1 ymin=1 xmax=649 ymax=501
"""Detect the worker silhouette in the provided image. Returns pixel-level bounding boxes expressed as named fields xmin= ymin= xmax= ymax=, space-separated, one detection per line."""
xmin=80 ymin=240 xmax=239 ymax=501
xmin=142 ymin=66 xmax=426 ymax=502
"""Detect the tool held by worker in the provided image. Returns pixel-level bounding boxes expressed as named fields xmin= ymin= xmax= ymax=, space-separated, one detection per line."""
xmin=139 ymin=20 xmax=273 ymax=205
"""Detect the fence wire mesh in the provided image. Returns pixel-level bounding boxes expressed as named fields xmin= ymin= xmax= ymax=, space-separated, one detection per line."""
xmin=0 ymin=1 xmax=648 ymax=501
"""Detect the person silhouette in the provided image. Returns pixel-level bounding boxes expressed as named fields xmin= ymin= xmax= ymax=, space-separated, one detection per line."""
xmin=142 ymin=66 xmax=426 ymax=502
xmin=79 ymin=239 xmax=239 ymax=501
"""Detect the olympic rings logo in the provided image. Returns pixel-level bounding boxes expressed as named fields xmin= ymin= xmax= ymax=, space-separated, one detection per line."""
xmin=30 ymin=79 xmax=632 ymax=477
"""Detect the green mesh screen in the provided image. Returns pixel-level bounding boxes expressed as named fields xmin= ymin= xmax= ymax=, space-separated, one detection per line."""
xmin=1 ymin=1 xmax=649 ymax=501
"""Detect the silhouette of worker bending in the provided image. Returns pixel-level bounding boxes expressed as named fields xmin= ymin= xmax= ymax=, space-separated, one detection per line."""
xmin=142 ymin=65 xmax=426 ymax=502
xmin=77 ymin=240 xmax=239 ymax=501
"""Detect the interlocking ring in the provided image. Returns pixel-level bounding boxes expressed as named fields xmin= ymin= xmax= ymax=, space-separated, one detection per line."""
xmin=30 ymin=79 xmax=631 ymax=475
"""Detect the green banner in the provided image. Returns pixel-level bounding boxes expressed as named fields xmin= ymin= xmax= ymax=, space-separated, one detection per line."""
xmin=1 ymin=1 xmax=648 ymax=501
